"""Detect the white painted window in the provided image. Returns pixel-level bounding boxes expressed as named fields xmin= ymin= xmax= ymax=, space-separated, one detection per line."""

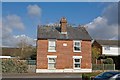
xmin=73 ymin=56 xmax=82 ymax=69
xmin=73 ymin=40 xmax=81 ymax=52
xmin=104 ymin=46 xmax=110 ymax=50
xmin=48 ymin=40 xmax=56 ymax=52
xmin=47 ymin=55 xmax=57 ymax=69
xmin=73 ymin=58 xmax=81 ymax=69
xmin=48 ymin=58 xmax=56 ymax=69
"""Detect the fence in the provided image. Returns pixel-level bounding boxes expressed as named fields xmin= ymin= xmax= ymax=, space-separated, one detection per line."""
xmin=27 ymin=60 xmax=36 ymax=65
xmin=92 ymin=64 xmax=115 ymax=71
xmin=27 ymin=60 xmax=36 ymax=73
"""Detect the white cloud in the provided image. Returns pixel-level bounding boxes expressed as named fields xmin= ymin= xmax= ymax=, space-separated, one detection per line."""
xmin=2 ymin=4 xmax=41 ymax=47
xmin=46 ymin=22 xmax=60 ymax=26
xmin=2 ymin=14 xmax=36 ymax=47
xmin=3 ymin=15 xmax=25 ymax=30
xmin=13 ymin=35 xmax=36 ymax=46
xmin=2 ymin=14 xmax=25 ymax=40
xmin=2 ymin=34 xmax=36 ymax=47
xmin=86 ymin=3 xmax=118 ymax=40
xmin=27 ymin=4 xmax=42 ymax=17
xmin=0 ymin=19 xmax=2 ymax=33
xmin=2 ymin=14 xmax=25 ymax=41
xmin=102 ymin=3 xmax=118 ymax=25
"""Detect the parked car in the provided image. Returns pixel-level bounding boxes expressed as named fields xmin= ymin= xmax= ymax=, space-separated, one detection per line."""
xmin=94 ymin=71 xmax=120 ymax=80
xmin=109 ymin=73 xmax=120 ymax=80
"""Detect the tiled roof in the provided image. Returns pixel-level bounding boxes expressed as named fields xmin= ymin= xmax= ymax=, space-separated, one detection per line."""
xmin=96 ymin=40 xmax=119 ymax=46
xmin=37 ymin=25 xmax=92 ymax=40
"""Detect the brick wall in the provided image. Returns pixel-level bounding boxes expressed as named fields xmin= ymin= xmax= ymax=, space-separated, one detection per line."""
xmin=37 ymin=39 xmax=92 ymax=69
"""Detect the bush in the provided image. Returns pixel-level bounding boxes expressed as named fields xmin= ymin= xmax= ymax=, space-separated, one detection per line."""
xmin=103 ymin=58 xmax=114 ymax=64
xmin=82 ymin=72 xmax=101 ymax=80
xmin=2 ymin=59 xmax=28 ymax=73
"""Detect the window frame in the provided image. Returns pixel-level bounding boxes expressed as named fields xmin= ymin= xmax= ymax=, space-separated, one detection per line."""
xmin=48 ymin=39 xmax=56 ymax=52
xmin=73 ymin=40 xmax=81 ymax=52
xmin=47 ymin=55 xmax=57 ymax=69
xmin=48 ymin=58 xmax=56 ymax=69
xmin=73 ymin=56 xmax=82 ymax=69
xmin=104 ymin=46 xmax=110 ymax=51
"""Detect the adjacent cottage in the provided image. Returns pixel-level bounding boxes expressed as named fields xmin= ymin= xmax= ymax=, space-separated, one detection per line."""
xmin=36 ymin=17 xmax=92 ymax=73
xmin=93 ymin=40 xmax=120 ymax=56
xmin=92 ymin=40 xmax=120 ymax=70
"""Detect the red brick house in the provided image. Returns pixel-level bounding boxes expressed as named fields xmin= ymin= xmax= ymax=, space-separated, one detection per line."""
xmin=36 ymin=17 xmax=92 ymax=73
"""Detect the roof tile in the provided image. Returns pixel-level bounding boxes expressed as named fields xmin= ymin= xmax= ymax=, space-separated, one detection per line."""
xmin=37 ymin=25 xmax=92 ymax=40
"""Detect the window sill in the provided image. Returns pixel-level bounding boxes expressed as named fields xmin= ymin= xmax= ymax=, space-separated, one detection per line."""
xmin=48 ymin=68 xmax=56 ymax=70
xmin=73 ymin=68 xmax=81 ymax=70
xmin=73 ymin=51 xmax=81 ymax=52
xmin=48 ymin=50 xmax=56 ymax=52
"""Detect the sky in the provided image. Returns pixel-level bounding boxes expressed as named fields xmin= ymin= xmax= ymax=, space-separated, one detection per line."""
xmin=0 ymin=2 xmax=2 ymax=47
xmin=1 ymin=2 xmax=119 ymax=47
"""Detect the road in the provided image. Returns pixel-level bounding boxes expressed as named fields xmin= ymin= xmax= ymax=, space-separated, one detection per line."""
xmin=2 ymin=73 xmax=83 ymax=80
xmin=2 ymin=78 xmax=82 ymax=80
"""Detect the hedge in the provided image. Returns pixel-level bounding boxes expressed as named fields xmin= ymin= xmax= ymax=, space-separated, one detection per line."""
xmin=103 ymin=58 xmax=114 ymax=64
xmin=2 ymin=59 xmax=28 ymax=73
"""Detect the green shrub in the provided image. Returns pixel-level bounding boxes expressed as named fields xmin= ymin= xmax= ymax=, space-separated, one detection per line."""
xmin=82 ymin=72 xmax=101 ymax=80
xmin=103 ymin=58 xmax=114 ymax=64
xmin=2 ymin=59 xmax=28 ymax=73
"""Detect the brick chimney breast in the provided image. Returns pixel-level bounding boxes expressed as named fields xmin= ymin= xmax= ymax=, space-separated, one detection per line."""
xmin=60 ymin=17 xmax=67 ymax=34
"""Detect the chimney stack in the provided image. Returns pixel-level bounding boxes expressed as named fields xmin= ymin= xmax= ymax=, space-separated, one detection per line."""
xmin=60 ymin=17 xmax=67 ymax=34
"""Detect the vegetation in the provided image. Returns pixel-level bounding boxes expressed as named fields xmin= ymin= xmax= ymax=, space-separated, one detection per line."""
xmin=82 ymin=72 xmax=101 ymax=80
xmin=2 ymin=59 xmax=28 ymax=73
xmin=30 ymin=54 xmax=36 ymax=60
xmin=103 ymin=58 xmax=114 ymax=64
xmin=92 ymin=46 xmax=101 ymax=64
xmin=2 ymin=43 xmax=36 ymax=60
xmin=16 ymin=40 xmax=36 ymax=60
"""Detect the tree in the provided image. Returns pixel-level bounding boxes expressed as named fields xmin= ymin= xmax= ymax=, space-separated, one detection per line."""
xmin=92 ymin=46 xmax=101 ymax=64
xmin=15 ymin=40 xmax=36 ymax=60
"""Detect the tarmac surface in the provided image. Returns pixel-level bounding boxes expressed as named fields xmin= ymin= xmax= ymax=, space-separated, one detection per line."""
xmin=2 ymin=73 xmax=83 ymax=80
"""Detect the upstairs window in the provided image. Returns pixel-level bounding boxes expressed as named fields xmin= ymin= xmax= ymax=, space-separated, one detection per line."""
xmin=48 ymin=40 xmax=56 ymax=52
xmin=73 ymin=40 xmax=81 ymax=52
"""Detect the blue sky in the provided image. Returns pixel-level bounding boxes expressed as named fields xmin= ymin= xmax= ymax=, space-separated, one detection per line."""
xmin=2 ymin=2 xmax=118 ymax=47
xmin=2 ymin=2 xmax=110 ymax=38
xmin=3 ymin=2 xmax=110 ymax=23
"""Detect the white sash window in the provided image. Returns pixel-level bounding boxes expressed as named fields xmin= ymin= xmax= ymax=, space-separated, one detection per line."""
xmin=73 ymin=40 xmax=81 ymax=52
xmin=47 ymin=55 xmax=57 ymax=69
xmin=48 ymin=40 xmax=56 ymax=52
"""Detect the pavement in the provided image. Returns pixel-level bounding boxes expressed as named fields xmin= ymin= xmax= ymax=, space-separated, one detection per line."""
xmin=2 ymin=73 xmax=83 ymax=80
